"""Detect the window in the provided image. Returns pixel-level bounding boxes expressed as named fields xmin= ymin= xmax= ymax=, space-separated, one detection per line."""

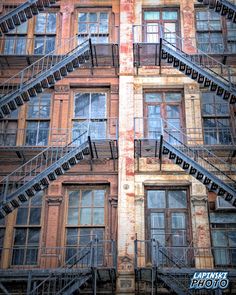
xmin=3 ymin=22 xmax=28 ymax=54
xmin=146 ymin=188 xmax=190 ymax=265
xmin=195 ymin=9 xmax=236 ymax=53
xmin=65 ymin=188 xmax=106 ymax=264
xmin=211 ymin=224 xmax=236 ymax=267
xmin=25 ymin=94 xmax=51 ymax=146
xmin=0 ymin=109 xmax=18 ymax=146
xmin=143 ymin=9 xmax=179 ymax=45
xmin=12 ymin=193 xmax=43 ymax=265
xmin=0 ymin=219 xmax=5 ymax=264
xmin=73 ymin=92 xmax=107 ymax=141
xmin=144 ymin=91 xmax=183 ymax=142
xmin=78 ymin=12 xmax=109 ymax=43
xmin=201 ymin=92 xmax=232 ymax=145
xmin=34 ymin=12 xmax=56 ymax=54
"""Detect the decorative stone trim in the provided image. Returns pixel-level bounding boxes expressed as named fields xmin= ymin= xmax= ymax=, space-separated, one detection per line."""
xmin=191 ymin=195 xmax=208 ymax=205
xmin=46 ymin=196 xmax=63 ymax=206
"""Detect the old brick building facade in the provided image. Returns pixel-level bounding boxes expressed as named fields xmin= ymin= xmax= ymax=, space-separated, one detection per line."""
xmin=0 ymin=0 xmax=236 ymax=294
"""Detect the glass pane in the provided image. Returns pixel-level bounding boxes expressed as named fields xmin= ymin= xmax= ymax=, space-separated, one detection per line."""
xmin=144 ymin=11 xmax=160 ymax=20
xmin=16 ymin=208 xmax=28 ymax=225
xmin=171 ymin=213 xmax=186 ymax=229
xmin=25 ymin=248 xmax=38 ymax=265
xmin=47 ymin=13 xmax=56 ymax=33
xmin=165 ymin=93 xmax=181 ymax=102
xmin=45 ymin=37 xmax=55 ymax=53
xmin=35 ymin=14 xmax=46 ymax=33
xmin=80 ymin=208 xmax=91 ymax=225
xmin=212 ymin=231 xmax=228 ymax=247
xmin=0 ymin=229 xmax=5 ymax=247
xmin=34 ymin=38 xmax=45 ymax=54
xmin=66 ymin=228 xmax=78 ymax=245
xmin=94 ymin=190 xmax=105 ymax=206
xmin=166 ymin=105 xmax=180 ymax=119
xmin=168 ymin=190 xmax=187 ymax=208
xmin=81 ymin=191 xmax=92 ymax=206
xmin=4 ymin=38 xmax=14 ymax=54
xmin=162 ymin=11 xmax=178 ymax=20
xmin=74 ymin=93 xmax=90 ymax=118
xmin=89 ymin=121 xmax=106 ymax=139
xmin=151 ymin=213 xmax=165 ymax=229
xmin=29 ymin=208 xmax=41 ymax=225
xmin=28 ymin=228 xmax=40 ymax=244
xmin=80 ymin=228 xmax=92 ymax=243
xmin=93 ymin=208 xmax=104 ymax=225
xmin=151 ymin=229 xmax=165 ymax=244
xmin=147 ymin=191 xmax=166 ymax=208
xmin=12 ymin=249 xmax=24 ymax=265
xmin=38 ymin=122 xmax=49 ymax=145
xmin=15 ymin=37 xmax=26 ymax=54
xmin=67 ymin=208 xmax=79 ymax=225
xmin=89 ymin=13 xmax=97 ymax=22
xmin=145 ymin=93 xmax=162 ymax=102
xmin=172 ymin=230 xmax=187 ymax=246
xmin=228 ymin=232 xmax=236 ymax=247
xmin=14 ymin=229 xmax=27 ymax=246
xmin=17 ymin=22 xmax=28 ymax=34
xmin=91 ymin=93 xmax=106 ymax=118
xmin=79 ymin=13 xmax=87 ymax=22
xmin=69 ymin=191 xmax=79 ymax=207
xmin=31 ymin=192 xmax=43 ymax=206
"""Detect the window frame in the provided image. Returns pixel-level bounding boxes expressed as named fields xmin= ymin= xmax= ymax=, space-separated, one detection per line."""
xmin=76 ymin=8 xmax=111 ymax=44
xmin=143 ymin=89 xmax=185 ymax=140
xmin=72 ymin=89 xmax=109 ymax=141
xmin=25 ymin=93 xmax=52 ymax=146
xmin=145 ymin=186 xmax=192 ymax=247
xmin=11 ymin=193 xmax=44 ymax=267
xmin=195 ymin=6 xmax=236 ymax=53
xmin=142 ymin=8 xmax=180 ymax=43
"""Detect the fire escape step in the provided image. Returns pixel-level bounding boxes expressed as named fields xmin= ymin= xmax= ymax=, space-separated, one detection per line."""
xmin=15 ymin=96 xmax=24 ymax=106
xmin=6 ymin=18 xmax=15 ymax=30
xmin=75 ymin=152 xmax=84 ymax=160
xmin=62 ymin=162 xmax=70 ymax=171
xmin=18 ymin=11 xmax=27 ymax=22
xmin=10 ymin=199 xmax=20 ymax=208
xmin=40 ymin=177 xmax=49 ymax=187
xmin=30 ymin=3 xmax=39 ymax=15
xmin=18 ymin=194 xmax=28 ymax=202
xmin=12 ymin=14 xmax=21 ymax=26
xmin=2 ymin=204 xmax=12 ymax=214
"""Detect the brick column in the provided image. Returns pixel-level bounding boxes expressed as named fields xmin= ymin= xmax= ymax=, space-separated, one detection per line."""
xmin=117 ymin=0 xmax=135 ymax=293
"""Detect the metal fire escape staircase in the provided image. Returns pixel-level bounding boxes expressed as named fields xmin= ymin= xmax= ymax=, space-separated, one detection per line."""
xmin=160 ymin=122 xmax=236 ymax=207
xmin=160 ymin=36 xmax=236 ymax=104
xmin=0 ymin=126 xmax=94 ymax=218
xmin=197 ymin=0 xmax=236 ymax=24
xmin=0 ymin=0 xmax=59 ymax=35
xmin=0 ymin=38 xmax=91 ymax=119
xmin=29 ymin=240 xmax=94 ymax=295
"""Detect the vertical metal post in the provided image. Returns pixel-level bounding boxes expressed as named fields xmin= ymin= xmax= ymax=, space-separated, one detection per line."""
xmin=26 ymin=271 xmax=32 ymax=295
xmin=134 ymin=239 xmax=138 ymax=269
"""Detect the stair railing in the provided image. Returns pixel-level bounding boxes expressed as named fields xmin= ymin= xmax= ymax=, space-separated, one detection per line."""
xmin=160 ymin=118 xmax=236 ymax=187
xmin=159 ymin=23 xmax=236 ymax=91
xmin=0 ymin=36 xmax=90 ymax=99
xmin=0 ymin=120 xmax=90 ymax=204
xmin=29 ymin=238 xmax=96 ymax=295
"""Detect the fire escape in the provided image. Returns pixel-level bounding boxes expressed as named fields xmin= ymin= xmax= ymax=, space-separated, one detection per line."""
xmin=0 ymin=1 xmax=119 ymax=293
xmin=133 ymin=2 xmax=236 ymax=294
xmin=0 ymin=0 xmax=60 ymax=35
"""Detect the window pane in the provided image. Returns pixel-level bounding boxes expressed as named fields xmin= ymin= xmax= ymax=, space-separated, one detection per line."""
xmin=93 ymin=208 xmax=104 ymax=225
xmin=4 ymin=38 xmax=14 ymax=54
xmin=28 ymin=228 xmax=40 ymax=244
xmin=145 ymin=93 xmax=162 ymax=102
xmin=91 ymin=93 xmax=106 ymax=118
xmin=144 ymin=11 xmax=160 ymax=20
xmin=151 ymin=229 xmax=165 ymax=244
xmin=74 ymin=93 xmax=90 ymax=118
xmin=16 ymin=37 xmax=26 ymax=54
xmin=45 ymin=37 xmax=55 ymax=53
xmin=69 ymin=191 xmax=79 ymax=207
xmin=94 ymin=190 xmax=105 ymax=206
xmin=67 ymin=208 xmax=79 ymax=225
xmin=35 ymin=14 xmax=46 ymax=33
xmin=29 ymin=208 xmax=41 ymax=225
xmin=171 ymin=213 xmax=186 ymax=229
xmin=17 ymin=22 xmax=28 ymax=34
xmin=162 ymin=11 xmax=178 ymax=20
xmin=0 ymin=229 xmax=5 ymax=247
xmin=168 ymin=190 xmax=187 ymax=208
xmin=90 ymin=121 xmax=106 ymax=139
xmin=31 ymin=193 xmax=43 ymax=206
xmin=47 ymin=13 xmax=56 ymax=33
xmin=80 ymin=208 xmax=91 ymax=225
xmin=228 ymin=232 xmax=236 ymax=247
xmin=34 ymin=38 xmax=45 ymax=54
xmin=16 ymin=208 xmax=28 ymax=225
xmin=151 ymin=213 xmax=165 ymax=229
xmin=26 ymin=248 xmax=38 ymax=265
xmin=165 ymin=93 xmax=181 ymax=102
xmin=66 ymin=228 xmax=78 ymax=245
xmin=147 ymin=191 xmax=166 ymax=208
xmin=81 ymin=191 xmax=92 ymax=206
xmin=12 ymin=249 xmax=24 ymax=265
xmin=14 ymin=229 xmax=27 ymax=246
xmin=212 ymin=230 xmax=228 ymax=247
